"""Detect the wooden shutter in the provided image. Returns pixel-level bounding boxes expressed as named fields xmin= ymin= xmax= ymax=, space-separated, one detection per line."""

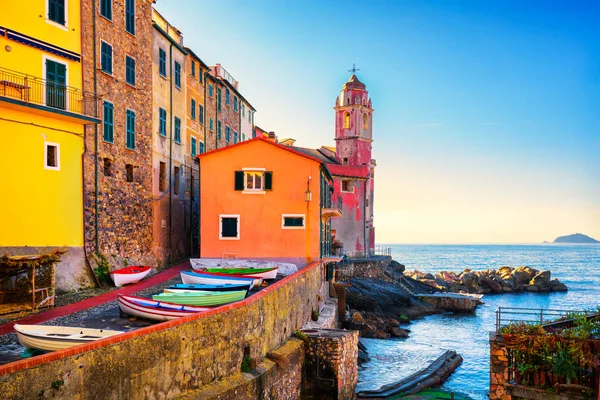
xmin=234 ymin=171 xmax=244 ymax=190
xmin=264 ymin=171 xmax=273 ymax=190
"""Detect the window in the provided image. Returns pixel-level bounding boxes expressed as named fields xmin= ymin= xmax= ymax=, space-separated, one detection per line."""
xmin=191 ymin=137 xmax=197 ymax=157
xmin=242 ymin=134 xmax=245 ymax=141
xmin=209 ymin=118 xmax=214 ymax=131
xmin=242 ymin=104 xmax=245 ymax=117
xmin=45 ymin=59 xmax=66 ymax=109
xmin=101 ymin=41 xmax=112 ymax=74
xmin=363 ymin=113 xmax=368 ymax=129
xmin=217 ymin=88 xmax=221 ymax=111
xmin=48 ymin=0 xmax=66 ymax=25
xmin=191 ymin=61 xmax=195 ymax=77
xmin=234 ymin=170 xmax=273 ymax=192
xmin=282 ymin=215 xmax=305 ymax=229
xmin=191 ymin=99 xmax=196 ymax=120
xmin=126 ymin=164 xmax=134 ymax=182
xmin=343 ymin=112 xmax=350 ymax=129
xmin=159 ymin=48 xmax=166 ymax=77
xmin=173 ymin=166 xmax=180 ymax=195
xmin=220 ymin=215 xmax=240 ymax=239
xmin=225 ymin=88 xmax=230 ymax=105
xmin=342 ymin=157 xmax=348 ymax=166
xmin=199 ymin=105 xmax=204 ymax=124
xmin=100 ymin=0 xmax=112 ymax=20
xmin=226 ymin=126 xmax=230 ymax=143
xmin=341 ymin=179 xmax=353 ymax=193
xmin=234 ymin=96 xmax=238 ymax=111
xmin=103 ymin=157 xmax=112 ymax=176
xmin=199 ymin=141 xmax=205 ymax=154
xmin=125 ymin=55 xmax=135 ymax=86
xmin=366 ymin=197 xmax=369 ymax=207
xmin=159 ymin=107 xmax=167 ymax=137
xmin=159 ymin=162 xmax=166 ymax=191
xmin=209 ymin=84 xmax=213 ymax=97
xmin=174 ymin=117 xmax=181 ymax=143
xmin=248 ymin=110 xmax=251 ymax=122
xmin=44 ymin=142 xmax=60 ymax=170
xmin=234 ymin=131 xmax=238 ymax=144
xmin=103 ymin=101 xmax=114 ymax=143
xmin=199 ymin=68 xmax=203 ymax=83
xmin=174 ymin=62 xmax=181 ymax=88
xmin=126 ymin=109 xmax=136 ymax=149
xmin=125 ymin=0 xmax=135 ymax=35
xmin=217 ymin=121 xmax=221 ymax=139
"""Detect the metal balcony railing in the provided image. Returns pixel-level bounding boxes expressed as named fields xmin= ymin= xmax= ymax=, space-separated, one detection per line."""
xmin=343 ymin=246 xmax=392 ymax=260
xmin=494 ymin=307 xmax=595 ymax=332
xmin=0 ymin=67 xmax=99 ymax=118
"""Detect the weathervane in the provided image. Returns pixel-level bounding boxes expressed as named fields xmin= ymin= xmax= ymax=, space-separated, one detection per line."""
xmin=348 ymin=63 xmax=360 ymax=74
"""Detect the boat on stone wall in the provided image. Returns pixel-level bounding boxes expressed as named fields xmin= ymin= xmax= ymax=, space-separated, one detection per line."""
xmin=14 ymin=324 xmax=123 ymax=352
xmin=180 ymin=271 xmax=261 ymax=288
xmin=117 ymin=294 xmax=212 ymax=322
xmin=168 ymin=283 xmax=252 ymax=292
xmin=152 ymin=290 xmax=247 ymax=306
xmin=203 ymin=267 xmax=278 ymax=280
xmin=110 ymin=266 xmax=152 ymax=287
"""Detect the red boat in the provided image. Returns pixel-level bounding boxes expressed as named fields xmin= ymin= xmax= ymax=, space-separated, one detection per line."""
xmin=110 ymin=266 xmax=152 ymax=287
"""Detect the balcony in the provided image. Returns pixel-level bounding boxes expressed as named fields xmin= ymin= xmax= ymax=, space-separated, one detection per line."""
xmin=0 ymin=67 xmax=100 ymax=123
xmin=322 ymin=196 xmax=343 ymax=220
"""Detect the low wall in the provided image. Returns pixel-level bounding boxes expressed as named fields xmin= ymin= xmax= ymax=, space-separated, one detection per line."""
xmin=335 ymin=257 xmax=394 ymax=281
xmin=0 ymin=261 xmax=323 ymax=399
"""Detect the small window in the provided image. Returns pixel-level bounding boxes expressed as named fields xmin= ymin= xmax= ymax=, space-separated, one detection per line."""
xmin=101 ymin=41 xmax=113 ymax=74
xmin=159 ymin=107 xmax=167 ymax=137
xmin=366 ymin=197 xmax=369 ymax=207
xmin=159 ymin=162 xmax=166 ymax=191
xmin=217 ymin=121 xmax=221 ymax=139
xmin=174 ymin=117 xmax=181 ymax=143
xmin=226 ymin=126 xmax=230 ymax=143
xmin=199 ymin=68 xmax=203 ymax=83
xmin=191 ymin=99 xmax=196 ymax=120
xmin=125 ymin=55 xmax=136 ymax=86
xmin=48 ymin=0 xmax=66 ymax=25
xmin=125 ymin=0 xmax=135 ymax=35
xmin=233 ymin=96 xmax=238 ymax=111
xmin=242 ymin=134 xmax=245 ymax=142
xmin=248 ymin=110 xmax=251 ymax=122
xmin=242 ymin=104 xmax=245 ymax=117
xmin=126 ymin=164 xmax=134 ymax=182
xmin=225 ymin=88 xmax=230 ymax=105
xmin=191 ymin=137 xmax=197 ymax=157
xmin=217 ymin=88 xmax=221 ymax=111
xmin=126 ymin=109 xmax=136 ymax=149
xmin=159 ymin=48 xmax=166 ymax=77
xmin=363 ymin=113 xmax=368 ymax=129
xmin=209 ymin=84 xmax=213 ymax=97
xmin=282 ymin=215 xmax=305 ymax=229
xmin=342 ymin=157 xmax=348 ymax=166
xmin=220 ymin=215 xmax=240 ymax=239
xmin=233 ymin=131 xmax=238 ymax=144
xmin=341 ymin=179 xmax=353 ymax=193
xmin=234 ymin=170 xmax=273 ymax=192
xmin=343 ymin=112 xmax=350 ymax=129
xmin=174 ymin=166 xmax=180 ymax=195
xmin=103 ymin=157 xmax=112 ymax=176
xmin=191 ymin=60 xmax=196 ymax=77
xmin=100 ymin=0 xmax=112 ymax=20
xmin=174 ymin=62 xmax=181 ymax=88
xmin=210 ymin=118 xmax=214 ymax=131
xmin=103 ymin=101 xmax=114 ymax=143
xmin=199 ymin=105 xmax=204 ymax=124
xmin=199 ymin=141 xmax=205 ymax=154
xmin=44 ymin=142 xmax=60 ymax=170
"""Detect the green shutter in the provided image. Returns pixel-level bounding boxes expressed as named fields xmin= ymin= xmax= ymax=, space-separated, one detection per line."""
xmin=234 ymin=171 xmax=244 ymax=191
xmin=264 ymin=171 xmax=273 ymax=190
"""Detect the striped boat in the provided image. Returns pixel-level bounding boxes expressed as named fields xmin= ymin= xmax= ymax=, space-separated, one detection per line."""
xmin=203 ymin=266 xmax=278 ymax=280
xmin=168 ymin=283 xmax=251 ymax=292
xmin=117 ymin=294 xmax=212 ymax=322
xmin=14 ymin=324 xmax=123 ymax=352
xmin=180 ymin=271 xmax=261 ymax=288
xmin=153 ymin=290 xmax=247 ymax=306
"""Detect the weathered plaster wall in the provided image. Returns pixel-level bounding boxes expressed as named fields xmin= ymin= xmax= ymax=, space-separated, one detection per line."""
xmin=332 ymin=178 xmax=367 ymax=253
xmin=0 ymin=262 xmax=323 ymax=399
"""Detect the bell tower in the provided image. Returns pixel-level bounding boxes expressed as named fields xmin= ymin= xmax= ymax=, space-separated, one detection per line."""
xmin=334 ymin=70 xmax=373 ymax=167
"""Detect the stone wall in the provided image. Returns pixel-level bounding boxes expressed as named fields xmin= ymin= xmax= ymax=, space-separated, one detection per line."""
xmin=0 ymin=262 xmax=323 ymax=399
xmin=302 ymin=329 xmax=359 ymax=400
xmin=335 ymin=257 xmax=395 ymax=281
xmin=489 ymin=332 xmax=513 ymax=400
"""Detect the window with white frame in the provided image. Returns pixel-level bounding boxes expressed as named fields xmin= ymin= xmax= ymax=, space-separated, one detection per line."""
xmin=341 ymin=179 xmax=353 ymax=193
xmin=234 ymin=170 xmax=273 ymax=192
xmin=44 ymin=142 xmax=60 ymax=170
xmin=220 ymin=215 xmax=240 ymax=239
xmin=282 ymin=214 xmax=305 ymax=229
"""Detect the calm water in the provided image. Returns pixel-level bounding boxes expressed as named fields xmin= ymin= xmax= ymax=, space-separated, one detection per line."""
xmin=357 ymin=244 xmax=600 ymax=399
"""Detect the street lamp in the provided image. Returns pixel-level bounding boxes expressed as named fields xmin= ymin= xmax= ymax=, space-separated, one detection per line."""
xmin=305 ymin=176 xmax=312 ymax=202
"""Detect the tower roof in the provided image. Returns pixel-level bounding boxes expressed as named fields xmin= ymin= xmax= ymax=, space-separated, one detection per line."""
xmin=343 ymin=74 xmax=366 ymax=90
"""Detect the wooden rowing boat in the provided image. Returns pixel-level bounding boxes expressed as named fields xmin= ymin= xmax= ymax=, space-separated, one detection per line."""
xmin=203 ymin=267 xmax=278 ymax=280
xmin=180 ymin=271 xmax=261 ymax=288
xmin=117 ymin=295 xmax=212 ymax=321
xmin=152 ymin=290 xmax=247 ymax=306
xmin=110 ymin=266 xmax=152 ymax=287
xmin=168 ymin=283 xmax=251 ymax=292
xmin=14 ymin=324 xmax=123 ymax=352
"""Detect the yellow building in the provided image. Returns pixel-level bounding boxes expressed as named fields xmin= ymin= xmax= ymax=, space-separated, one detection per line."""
xmin=0 ymin=1 xmax=99 ymax=291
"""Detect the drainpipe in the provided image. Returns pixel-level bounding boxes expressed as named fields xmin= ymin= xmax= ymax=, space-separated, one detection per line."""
xmin=215 ymin=82 xmax=219 ymax=149
xmin=203 ymin=71 xmax=207 ymax=150
xmin=198 ymin=160 xmax=202 ymax=258
xmin=168 ymin=44 xmax=173 ymax=262
xmin=92 ymin=0 xmax=99 ymax=253
xmin=363 ymin=179 xmax=367 ymax=255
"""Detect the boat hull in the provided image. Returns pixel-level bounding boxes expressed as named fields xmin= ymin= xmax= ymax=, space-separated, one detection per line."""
xmin=180 ymin=271 xmax=260 ymax=288
xmin=118 ymin=295 xmax=211 ymax=322
xmin=153 ymin=290 xmax=247 ymax=306
xmin=204 ymin=267 xmax=278 ymax=280
xmin=169 ymin=283 xmax=251 ymax=292
xmin=14 ymin=324 xmax=123 ymax=352
xmin=110 ymin=266 xmax=152 ymax=287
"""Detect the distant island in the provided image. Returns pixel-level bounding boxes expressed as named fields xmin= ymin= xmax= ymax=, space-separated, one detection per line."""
xmin=553 ymin=233 xmax=599 ymax=244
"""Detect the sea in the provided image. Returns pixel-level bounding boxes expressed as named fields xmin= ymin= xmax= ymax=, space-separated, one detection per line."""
xmin=356 ymin=243 xmax=600 ymax=400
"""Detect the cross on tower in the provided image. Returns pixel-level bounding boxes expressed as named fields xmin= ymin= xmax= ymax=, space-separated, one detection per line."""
xmin=348 ymin=63 xmax=360 ymax=74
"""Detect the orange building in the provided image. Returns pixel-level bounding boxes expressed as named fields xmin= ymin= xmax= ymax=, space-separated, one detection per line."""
xmin=198 ymin=137 xmax=341 ymax=265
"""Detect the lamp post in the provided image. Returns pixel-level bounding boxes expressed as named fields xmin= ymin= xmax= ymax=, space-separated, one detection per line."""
xmin=304 ymin=176 xmax=312 ymax=202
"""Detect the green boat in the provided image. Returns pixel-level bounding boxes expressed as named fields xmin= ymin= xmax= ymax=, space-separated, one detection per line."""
xmin=152 ymin=290 xmax=247 ymax=306
xmin=203 ymin=266 xmax=278 ymax=280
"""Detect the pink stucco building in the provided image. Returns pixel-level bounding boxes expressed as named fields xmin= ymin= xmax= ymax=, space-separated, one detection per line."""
xmin=290 ymin=74 xmax=376 ymax=255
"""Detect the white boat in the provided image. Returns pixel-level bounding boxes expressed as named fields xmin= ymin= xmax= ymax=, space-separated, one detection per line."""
xmin=117 ymin=295 xmax=212 ymax=322
xmin=110 ymin=265 xmax=152 ymax=287
xmin=180 ymin=271 xmax=261 ymax=288
xmin=14 ymin=324 xmax=123 ymax=352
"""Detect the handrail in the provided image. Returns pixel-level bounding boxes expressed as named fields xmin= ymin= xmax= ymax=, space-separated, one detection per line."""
xmin=0 ymin=66 xmax=99 ymax=118
xmin=495 ymin=307 xmax=593 ymax=332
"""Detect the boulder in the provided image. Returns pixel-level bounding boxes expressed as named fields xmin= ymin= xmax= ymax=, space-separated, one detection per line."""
xmin=388 ymin=260 xmax=405 ymax=274
xmin=434 ymin=276 xmax=448 ymax=289
xmin=530 ymin=271 xmax=551 ymax=288
xmin=515 ymin=266 xmax=538 ymax=283
xmin=498 ymin=266 xmax=513 ymax=279
xmin=480 ymin=277 xmax=503 ymax=293
xmin=384 ymin=318 xmax=400 ymax=327
xmin=373 ymin=329 xmax=391 ymax=339
xmin=390 ymin=327 xmax=409 ymax=338
xmin=352 ymin=312 xmax=365 ymax=323
xmin=424 ymin=273 xmax=435 ymax=281
xmin=460 ymin=272 xmax=477 ymax=287
xmin=525 ymin=285 xmax=539 ymax=292
xmin=550 ymin=279 xmax=568 ymax=292
xmin=502 ymin=285 xmax=513 ymax=293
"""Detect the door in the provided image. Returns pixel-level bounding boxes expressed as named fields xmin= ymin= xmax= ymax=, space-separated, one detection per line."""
xmin=46 ymin=60 xmax=66 ymax=110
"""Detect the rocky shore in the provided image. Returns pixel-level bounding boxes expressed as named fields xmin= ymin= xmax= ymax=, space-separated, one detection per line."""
xmin=405 ymin=266 xmax=568 ymax=294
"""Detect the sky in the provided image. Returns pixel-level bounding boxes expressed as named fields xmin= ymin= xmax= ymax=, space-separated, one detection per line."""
xmin=155 ymin=0 xmax=600 ymax=244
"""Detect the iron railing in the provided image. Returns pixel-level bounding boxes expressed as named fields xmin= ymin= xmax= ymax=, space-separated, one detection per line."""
xmin=495 ymin=307 xmax=590 ymax=332
xmin=344 ymin=246 xmax=392 ymax=260
xmin=0 ymin=66 xmax=99 ymax=118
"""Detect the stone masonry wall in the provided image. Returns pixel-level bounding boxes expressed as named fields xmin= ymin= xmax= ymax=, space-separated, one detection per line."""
xmin=490 ymin=332 xmax=511 ymax=400
xmin=0 ymin=262 xmax=323 ymax=399
xmin=335 ymin=257 xmax=394 ymax=281
xmin=302 ymin=329 xmax=359 ymax=400
xmin=81 ymin=0 xmax=156 ymax=269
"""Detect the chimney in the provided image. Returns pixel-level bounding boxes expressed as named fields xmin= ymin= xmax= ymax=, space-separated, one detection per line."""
xmin=267 ymin=132 xmax=277 ymax=142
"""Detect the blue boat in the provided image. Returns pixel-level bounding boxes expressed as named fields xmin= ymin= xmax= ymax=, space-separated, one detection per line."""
xmin=169 ymin=283 xmax=251 ymax=292
xmin=180 ymin=271 xmax=261 ymax=288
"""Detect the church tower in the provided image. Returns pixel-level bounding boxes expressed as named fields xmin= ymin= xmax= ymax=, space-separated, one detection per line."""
xmin=334 ymin=74 xmax=373 ymax=167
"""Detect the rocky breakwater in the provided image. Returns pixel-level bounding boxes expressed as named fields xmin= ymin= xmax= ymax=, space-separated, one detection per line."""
xmin=405 ymin=266 xmax=568 ymax=294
